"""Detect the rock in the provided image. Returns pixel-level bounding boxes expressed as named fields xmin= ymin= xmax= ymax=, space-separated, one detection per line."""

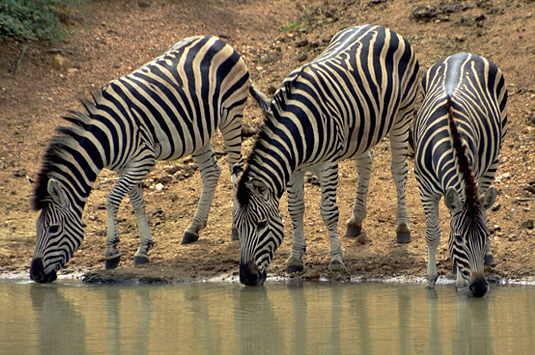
xmin=294 ymin=39 xmax=309 ymax=48
xmin=155 ymin=175 xmax=173 ymax=185
xmin=520 ymin=219 xmax=534 ymax=230
xmin=297 ymin=52 xmax=308 ymax=62
xmin=53 ymin=54 xmax=72 ymax=71
xmin=303 ymin=269 xmax=320 ymax=280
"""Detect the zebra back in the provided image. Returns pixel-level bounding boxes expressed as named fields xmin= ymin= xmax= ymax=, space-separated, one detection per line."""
xmin=239 ymin=25 xmax=419 ymax=199
xmin=414 ymin=53 xmax=508 ymax=204
xmin=32 ymin=35 xmax=250 ymax=212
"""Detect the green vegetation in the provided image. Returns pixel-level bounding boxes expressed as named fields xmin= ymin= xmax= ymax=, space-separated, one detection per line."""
xmin=0 ymin=0 xmax=72 ymax=41
xmin=279 ymin=19 xmax=301 ymax=33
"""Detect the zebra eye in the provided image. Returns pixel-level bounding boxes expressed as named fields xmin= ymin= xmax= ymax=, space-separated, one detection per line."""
xmin=48 ymin=225 xmax=60 ymax=234
xmin=257 ymin=219 xmax=268 ymax=230
xmin=455 ymin=234 xmax=463 ymax=244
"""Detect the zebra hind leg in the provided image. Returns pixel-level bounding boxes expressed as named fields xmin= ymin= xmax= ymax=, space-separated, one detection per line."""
xmin=346 ymin=152 xmax=373 ymax=243
xmin=389 ymin=123 xmax=412 ymax=243
xmin=318 ymin=164 xmax=347 ymax=272
xmin=181 ymin=145 xmax=221 ymax=244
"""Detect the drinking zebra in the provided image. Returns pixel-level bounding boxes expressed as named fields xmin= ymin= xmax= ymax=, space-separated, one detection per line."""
xmin=234 ymin=25 xmax=420 ymax=285
xmin=30 ymin=35 xmax=251 ymax=283
xmin=413 ymin=53 xmax=507 ymax=297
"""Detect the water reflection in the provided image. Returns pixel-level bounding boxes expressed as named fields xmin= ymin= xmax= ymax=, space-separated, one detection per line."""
xmin=30 ymin=283 xmax=87 ymax=354
xmin=0 ymin=281 xmax=534 ymax=354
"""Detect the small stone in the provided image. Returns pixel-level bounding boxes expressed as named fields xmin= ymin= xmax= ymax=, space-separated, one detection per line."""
xmin=297 ymin=52 xmax=308 ymax=62
xmin=53 ymin=54 xmax=71 ymax=71
xmin=520 ymin=219 xmax=534 ymax=230
xmin=294 ymin=39 xmax=309 ymax=48
xmin=303 ymin=269 xmax=320 ymax=280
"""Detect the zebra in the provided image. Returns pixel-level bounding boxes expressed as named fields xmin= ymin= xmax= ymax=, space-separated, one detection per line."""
xmin=233 ymin=25 xmax=420 ymax=286
xmin=413 ymin=53 xmax=507 ymax=297
xmin=30 ymin=35 xmax=251 ymax=283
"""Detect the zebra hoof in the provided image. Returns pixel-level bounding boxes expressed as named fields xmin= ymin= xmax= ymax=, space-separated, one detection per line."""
xmin=105 ymin=255 xmax=121 ymax=270
xmin=181 ymin=231 xmax=199 ymax=244
xmin=231 ymin=227 xmax=239 ymax=241
xmin=133 ymin=255 xmax=150 ymax=265
xmin=484 ymin=254 xmax=494 ymax=266
xmin=329 ymin=259 xmax=347 ymax=272
xmin=287 ymin=264 xmax=304 ymax=274
xmin=345 ymin=225 xmax=362 ymax=238
xmin=396 ymin=232 xmax=411 ymax=243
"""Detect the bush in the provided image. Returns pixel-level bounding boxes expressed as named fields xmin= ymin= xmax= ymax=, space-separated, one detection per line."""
xmin=0 ymin=0 xmax=70 ymax=41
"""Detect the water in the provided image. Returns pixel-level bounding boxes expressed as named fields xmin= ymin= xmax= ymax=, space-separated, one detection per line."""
xmin=0 ymin=280 xmax=534 ymax=354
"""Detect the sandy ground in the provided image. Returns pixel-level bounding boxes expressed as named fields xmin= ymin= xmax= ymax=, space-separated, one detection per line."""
xmin=0 ymin=0 xmax=534 ymax=285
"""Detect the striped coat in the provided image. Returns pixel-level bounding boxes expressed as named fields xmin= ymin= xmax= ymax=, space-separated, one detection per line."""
xmin=235 ymin=25 xmax=419 ymax=285
xmin=413 ymin=53 xmax=507 ymax=296
xmin=30 ymin=36 xmax=251 ymax=282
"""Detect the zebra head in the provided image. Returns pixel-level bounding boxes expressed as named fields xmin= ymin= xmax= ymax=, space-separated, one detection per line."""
xmin=234 ymin=177 xmax=283 ymax=286
xmin=31 ymin=179 xmax=84 ymax=283
xmin=444 ymin=186 xmax=496 ymax=297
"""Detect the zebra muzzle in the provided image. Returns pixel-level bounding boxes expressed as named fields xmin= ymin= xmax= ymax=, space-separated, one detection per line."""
xmin=468 ymin=272 xmax=488 ymax=297
xmin=30 ymin=258 xmax=58 ymax=283
xmin=239 ymin=261 xmax=266 ymax=286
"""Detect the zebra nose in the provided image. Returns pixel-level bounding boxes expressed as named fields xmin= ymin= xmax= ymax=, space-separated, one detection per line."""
xmin=30 ymin=259 xmax=57 ymax=283
xmin=468 ymin=277 xmax=488 ymax=297
xmin=239 ymin=261 xmax=266 ymax=286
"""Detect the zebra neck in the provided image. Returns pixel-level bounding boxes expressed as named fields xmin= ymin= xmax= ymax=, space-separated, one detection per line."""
xmin=246 ymin=154 xmax=290 ymax=199
xmin=55 ymin=137 xmax=104 ymax=214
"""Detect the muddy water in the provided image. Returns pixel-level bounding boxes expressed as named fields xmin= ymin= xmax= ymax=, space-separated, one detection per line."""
xmin=0 ymin=280 xmax=534 ymax=354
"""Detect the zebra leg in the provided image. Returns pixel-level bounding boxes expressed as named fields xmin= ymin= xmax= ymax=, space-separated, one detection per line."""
xmin=286 ymin=171 xmax=306 ymax=274
xmin=478 ymin=163 xmax=499 ymax=266
xmin=389 ymin=123 xmax=411 ymax=243
xmin=181 ymin=144 xmax=221 ymax=244
xmin=220 ymin=90 xmax=247 ymax=242
xmin=318 ymin=163 xmax=346 ymax=272
xmin=105 ymin=178 xmax=133 ymax=269
xmin=423 ymin=197 xmax=441 ymax=289
xmin=128 ymin=183 xmax=154 ymax=265
xmin=345 ymin=151 xmax=373 ymax=240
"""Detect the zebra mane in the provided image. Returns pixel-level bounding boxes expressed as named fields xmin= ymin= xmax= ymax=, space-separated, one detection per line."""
xmin=31 ymin=91 xmax=100 ymax=211
xmin=236 ymin=79 xmax=298 ymax=206
xmin=446 ymin=96 xmax=480 ymax=218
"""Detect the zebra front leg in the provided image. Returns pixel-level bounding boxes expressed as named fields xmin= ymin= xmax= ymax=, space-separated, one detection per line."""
xmin=423 ymin=198 xmax=441 ymax=289
xmin=389 ymin=123 xmax=411 ymax=243
xmin=287 ymin=171 xmax=306 ymax=274
xmin=182 ymin=145 xmax=221 ymax=244
xmin=221 ymin=106 xmax=246 ymax=242
xmin=318 ymin=164 xmax=346 ymax=272
xmin=105 ymin=179 xmax=132 ymax=269
xmin=479 ymin=166 xmax=499 ymax=266
xmin=346 ymin=151 xmax=373 ymax=241
xmin=129 ymin=184 xmax=154 ymax=265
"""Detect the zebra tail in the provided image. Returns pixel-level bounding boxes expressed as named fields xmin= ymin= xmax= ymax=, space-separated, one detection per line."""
xmin=249 ymin=82 xmax=271 ymax=113
xmin=446 ymin=95 xmax=479 ymax=216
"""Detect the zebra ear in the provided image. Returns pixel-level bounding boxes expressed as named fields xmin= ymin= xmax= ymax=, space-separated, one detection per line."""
xmin=47 ymin=179 xmax=69 ymax=209
xmin=481 ymin=186 xmax=497 ymax=210
xmin=231 ymin=159 xmax=245 ymax=188
xmin=246 ymin=179 xmax=269 ymax=200
xmin=444 ymin=187 xmax=462 ymax=213
xmin=26 ymin=175 xmax=35 ymax=187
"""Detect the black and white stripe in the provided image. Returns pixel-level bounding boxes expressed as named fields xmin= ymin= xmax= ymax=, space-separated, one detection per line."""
xmin=413 ymin=53 xmax=507 ymax=297
xmin=30 ymin=35 xmax=251 ymax=283
xmin=234 ymin=25 xmax=420 ymax=285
